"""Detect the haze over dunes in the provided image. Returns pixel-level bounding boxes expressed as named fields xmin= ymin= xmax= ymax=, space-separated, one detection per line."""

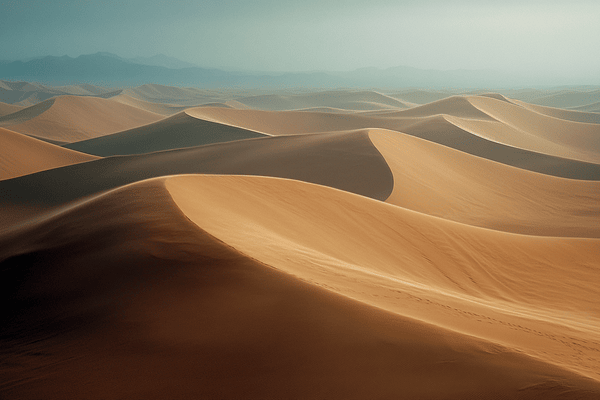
xmin=1 ymin=82 xmax=600 ymax=399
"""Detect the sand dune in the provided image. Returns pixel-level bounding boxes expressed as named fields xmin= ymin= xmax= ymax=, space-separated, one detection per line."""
xmin=0 ymin=95 xmax=162 ymax=142
xmin=167 ymin=175 xmax=600 ymax=387
xmin=235 ymin=90 xmax=414 ymax=111
xmin=526 ymin=89 xmax=600 ymax=108
xmin=195 ymin=96 xmax=600 ymax=164
xmin=3 ymin=85 xmax=600 ymax=399
xmin=111 ymin=92 xmax=188 ymax=115
xmin=122 ymin=84 xmax=230 ymax=106
xmin=508 ymin=98 xmax=600 ymax=124
xmin=0 ymin=131 xmax=392 ymax=228
xmin=465 ymin=95 xmax=600 ymax=163
xmin=370 ymin=95 xmax=496 ymax=119
xmin=190 ymin=105 xmax=600 ymax=179
xmin=0 ymin=101 xmax=23 ymax=117
xmin=65 ymin=110 xmax=266 ymax=156
xmin=387 ymin=89 xmax=455 ymax=104
xmin=369 ymin=129 xmax=600 ymax=237
xmin=1 ymin=176 xmax=599 ymax=399
xmin=571 ymin=101 xmax=600 ymax=113
xmin=0 ymin=80 xmax=115 ymax=106
xmin=0 ymin=127 xmax=98 ymax=180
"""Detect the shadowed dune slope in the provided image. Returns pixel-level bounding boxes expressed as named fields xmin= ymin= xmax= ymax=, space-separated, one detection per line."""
xmin=167 ymin=175 xmax=600 ymax=385
xmin=0 ymin=127 xmax=98 ymax=181
xmin=368 ymin=129 xmax=600 ymax=237
xmin=1 ymin=177 xmax=599 ymax=399
xmin=0 ymin=101 xmax=24 ymax=117
xmin=65 ymin=111 xmax=267 ymax=156
xmin=235 ymin=90 xmax=413 ymax=111
xmin=0 ymin=131 xmax=392 ymax=228
xmin=190 ymin=107 xmax=600 ymax=180
xmin=0 ymin=96 xmax=162 ymax=142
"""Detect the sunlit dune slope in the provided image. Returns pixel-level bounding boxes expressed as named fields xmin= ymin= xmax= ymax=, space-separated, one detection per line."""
xmin=167 ymin=175 xmax=600 ymax=384
xmin=235 ymin=90 xmax=414 ymax=111
xmin=369 ymin=129 xmax=600 ymax=237
xmin=65 ymin=110 xmax=266 ymax=156
xmin=0 ymin=95 xmax=162 ymax=142
xmin=0 ymin=127 xmax=98 ymax=181
xmin=0 ymin=131 xmax=392 ymax=228
xmin=1 ymin=177 xmax=599 ymax=399
xmin=189 ymin=105 xmax=600 ymax=179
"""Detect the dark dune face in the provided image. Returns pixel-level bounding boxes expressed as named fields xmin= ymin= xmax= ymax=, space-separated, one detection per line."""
xmin=64 ymin=111 xmax=266 ymax=156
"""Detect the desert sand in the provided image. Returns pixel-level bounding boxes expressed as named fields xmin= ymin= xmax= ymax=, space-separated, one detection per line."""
xmin=1 ymin=84 xmax=600 ymax=399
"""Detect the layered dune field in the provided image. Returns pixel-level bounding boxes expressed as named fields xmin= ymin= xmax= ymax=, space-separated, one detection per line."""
xmin=1 ymin=84 xmax=599 ymax=399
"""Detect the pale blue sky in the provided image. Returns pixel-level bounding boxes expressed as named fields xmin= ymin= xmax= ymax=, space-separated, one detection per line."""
xmin=1 ymin=0 xmax=599 ymax=80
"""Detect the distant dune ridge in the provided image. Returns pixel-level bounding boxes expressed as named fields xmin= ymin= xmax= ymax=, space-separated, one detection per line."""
xmin=1 ymin=82 xmax=600 ymax=399
xmin=0 ymin=95 xmax=162 ymax=143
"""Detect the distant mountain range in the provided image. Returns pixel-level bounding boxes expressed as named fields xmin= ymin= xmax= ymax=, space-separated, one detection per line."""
xmin=0 ymin=52 xmax=597 ymax=89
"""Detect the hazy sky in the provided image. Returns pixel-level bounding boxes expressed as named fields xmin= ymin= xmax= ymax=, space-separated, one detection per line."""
xmin=2 ymin=0 xmax=599 ymax=77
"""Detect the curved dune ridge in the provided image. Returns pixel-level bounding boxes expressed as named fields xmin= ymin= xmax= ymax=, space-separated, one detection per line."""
xmin=571 ymin=101 xmax=600 ymax=113
xmin=368 ymin=129 xmax=600 ymax=237
xmin=65 ymin=110 xmax=267 ymax=156
xmin=0 ymin=101 xmax=24 ymax=117
xmin=0 ymin=95 xmax=162 ymax=142
xmin=0 ymin=130 xmax=393 ymax=227
xmin=235 ymin=90 xmax=415 ymax=111
xmin=111 ymin=93 xmax=188 ymax=115
xmin=121 ymin=84 xmax=229 ymax=105
xmin=0 ymin=127 xmax=98 ymax=180
xmin=188 ymin=103 xmax=600 ymax=179
xmin=0 ymin=176 xmax=598 ymax=399
xmin=527 ymin=89 xmax=600 ymax=108
xmin=192 ymin=96 xmax=600 ymax=164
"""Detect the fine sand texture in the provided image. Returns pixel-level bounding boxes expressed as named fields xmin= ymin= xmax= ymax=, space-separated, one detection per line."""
xmin=2 ymin=85 xmax=600 ymax=399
